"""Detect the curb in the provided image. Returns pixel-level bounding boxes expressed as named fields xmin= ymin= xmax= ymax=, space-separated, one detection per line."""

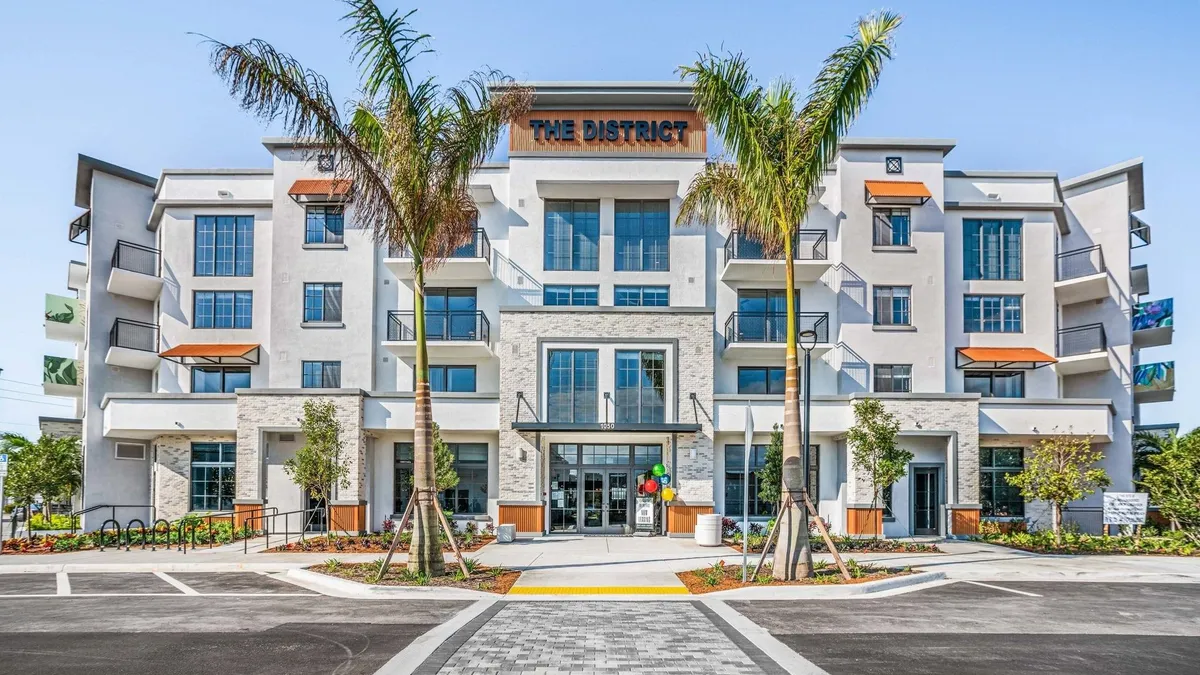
xmin=0 ymin=562 xmax=308 ymax=574
xmin=696 ymin=570 xmax=947 ymax=599
xmin=284 ymin=568 xmax=501 ymax=599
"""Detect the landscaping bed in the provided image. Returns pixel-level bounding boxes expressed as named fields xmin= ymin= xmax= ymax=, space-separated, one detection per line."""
xmin=311 ymin=559 xmax=519 ymax=593
xmin=974 ymin=529 xmax=1199 ymax=556
xmin=678 ymin=559 xmax=913 ymax=594
xmin=267 ymin=532 xmax=494 ymax=553
xmin=720 ymin=518 xmax=940 ymax=554
xmin=1 ymin=520 xmax=252 ymax=554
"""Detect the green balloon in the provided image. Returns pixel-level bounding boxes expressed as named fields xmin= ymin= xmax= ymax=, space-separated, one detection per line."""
xmin=652 ymin=463 xmax=666 ymax=477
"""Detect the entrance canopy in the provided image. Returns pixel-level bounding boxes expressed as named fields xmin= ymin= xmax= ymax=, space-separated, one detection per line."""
xmin=512 ymin=421 xmax=701 ymax=433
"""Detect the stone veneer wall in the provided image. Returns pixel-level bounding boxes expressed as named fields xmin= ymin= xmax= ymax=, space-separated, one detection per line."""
xmin=846 ymin=396 xmax=981 ymax=505
xmin=151 ymin=433 xmax=236 ymax=522
xmin=39 ymin=418 xmax=83 ymax=439
xmin=234 ymin=391 xmax=367 ymax=502
xmin=497 ymin=309 xmax=715 ymax=503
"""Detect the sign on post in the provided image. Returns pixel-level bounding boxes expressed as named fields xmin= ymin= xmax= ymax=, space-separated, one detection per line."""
xmin=0 ymin=452 xmax=8 ymax=477
xmin=1103 ymin=492 xmax=1149 ymax=525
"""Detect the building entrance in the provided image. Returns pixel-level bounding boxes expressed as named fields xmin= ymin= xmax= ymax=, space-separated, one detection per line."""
xmin=548 ymin=443 xmax=662 ymax=535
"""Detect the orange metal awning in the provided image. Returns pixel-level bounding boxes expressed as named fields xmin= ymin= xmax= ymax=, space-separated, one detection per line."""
xmin=287 ymin=179 xmax=351 ymax=201
xmin=956 ymin=347 xmax=1057 ymax=370
xmin=160 ymin=343 xmax=261 ymax=366
xmin=864 ymin=180 xmax=932 ymax=206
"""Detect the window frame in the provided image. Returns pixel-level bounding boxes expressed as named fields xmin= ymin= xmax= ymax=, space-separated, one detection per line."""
xmin=723 ymin=443 xmax=774 ymax=518
xmin=614 ymin=350 xmax=666 ymax=424
xmin=737 ymin=366 xmax=786 ymax=395
xmin=192 ymin=291 xmax=252 ymax=329
xmin=543 ymin=285 xmax=599 ymax=307
xmin=304 ymin=205 xmax=345 ymax=245
xmin=303 ymin=283 xmax=343 ymax=323
xmin=614 ymin=285 xmax=670 ymax=307
xmin=873 ymin=364 xmax=912 ymax=393
xmin=394 ymin=441 xmax=489 ymax=515
xmin=543 ymin=199 xmax=600 ymax=271
xmin=190 ymin=442 xmax=236 ymax=512
xmin=873 ymin=286 xmax=912 ymax=326
xmin=980 ymin=447 xmax=1025 ymax=518
xmin=885 ymin=156 xmax=903 ymax=174
xmin=613 ymin=200 xmax=670 ymax=272
xmin=190 ymin=366 xmax=251 ymax=393
xmin=426 ymin=365 xmax=477 ymax=393
xmin=547 ymin=349 xmax=599 ymax=423
xmin=194 ymin=215 xmax=254 ymax=277
xmin=301 ymin=361 xmax=342 ymax=388
xmin=964 ymin=294 xmax=1023 ymax=333
xmin=963 ymin=370 xmax=1025 ymax=398
xmin=964 ymin=219 xmax=1023 ymax=281
xmin=872 ymin=208 xmax=911 ymax=247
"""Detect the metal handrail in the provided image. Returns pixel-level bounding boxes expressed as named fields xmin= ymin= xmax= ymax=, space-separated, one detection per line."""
xmin=388 ymin=228 xmax=491 ymax=261
xmin=1056 ymin=245 xmax=1105 ymax=281
xmin=71 ymin=505 xmax=154 ymax=534
xmin=112 ymin=239 xmax=161 ymax=277
xmin=109 ymin=318 xmax=160 ymax=353
xmin=244 ymin=507 xmax=328 ymax=553
xmin=1057 ymin=323 xmax=1107 ymax=357
xmin=724 ymin=229 xmax=828 ymax=262
xmin=724 ymin=311 xmax=830 ymax=344
xmin=387 ymin=310 xmax=491 ymax=343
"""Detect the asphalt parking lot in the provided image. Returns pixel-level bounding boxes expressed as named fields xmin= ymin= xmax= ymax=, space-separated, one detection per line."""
xmin=731 ymin=581 xmax=1200 ymax=675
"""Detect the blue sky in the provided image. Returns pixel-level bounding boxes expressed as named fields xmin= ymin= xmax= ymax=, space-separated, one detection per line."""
xmin=1 ymin=1 xmax=1194 ymax=436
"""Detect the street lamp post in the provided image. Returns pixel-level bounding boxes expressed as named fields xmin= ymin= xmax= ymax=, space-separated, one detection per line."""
xmin=798 ymin=329 xmax=818 ymax=529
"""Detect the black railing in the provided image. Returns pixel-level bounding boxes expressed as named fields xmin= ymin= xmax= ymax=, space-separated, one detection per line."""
xmin=724 ymin=229 xmax=828 ymax=261
xmin=388 ymin=228 xmax=492 ymax=261
xmin=388 ymin=310 xmax=490 ymax=343
xmin=724 ymin=312 xmax=829 ymax=344
xmin=1058 ymin=323 xmax=1107 ymax=357
xmin=1056 ymin=245 xmax=1105 ymax=281
xmin=70 ymin=504 xmax=155 ymax=533
xmin=69 ymin=211 xmax=91 ymax=244
xmin=109 ymin=318 xmax=159 ymax=352
xmin=112 ymin=240 xmax=161 ymax=277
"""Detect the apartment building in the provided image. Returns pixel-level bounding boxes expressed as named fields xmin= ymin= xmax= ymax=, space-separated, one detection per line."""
xmin=43 ymin=82 xmax=1175 ymax=537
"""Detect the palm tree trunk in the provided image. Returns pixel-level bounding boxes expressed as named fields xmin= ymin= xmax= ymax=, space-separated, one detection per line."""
xmin=772 ymin=232 xmax=813 ymax=580
xmin=408 ymin=264 xmax=445 ymax=576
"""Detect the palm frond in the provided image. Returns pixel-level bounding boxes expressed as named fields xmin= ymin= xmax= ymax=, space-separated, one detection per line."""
xmin=678 ymin=51 xmax=770 ymax=178
xmin=678 ymin=162 xmax=783 ymax=252
xmin=342 ymin=1 xmax=431 ymax=102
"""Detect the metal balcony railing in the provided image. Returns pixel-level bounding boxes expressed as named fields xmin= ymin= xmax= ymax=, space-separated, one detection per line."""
xmin=387 ymin=310 xmax=490 ymax=343
xmin=109 ymin=318 xmax=160 ymax=353
xmin=724 ymin=312 xmax=829 ymax=345
xmin=1056 ymin=245 xmax=1105 ymax=282
xmin=388 ymin=228 xmax=491 ymax=261
xmin=112 ymin=240 xmax=161 ymax=277
xmin=1057 ymin=323 xmax=1106 ymax=357
xmin=724 ymin=229 xmax=828 ymax=262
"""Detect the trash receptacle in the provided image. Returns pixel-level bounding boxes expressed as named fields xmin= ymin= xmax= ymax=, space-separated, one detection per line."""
xmin=497 ymin=524 xmax=516 ymax=543
xmin=695 ymin=514 xmax=723 ymax=546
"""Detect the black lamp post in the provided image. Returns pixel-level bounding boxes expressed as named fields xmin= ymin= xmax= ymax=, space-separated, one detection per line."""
xmin=798 ymin=329 xmax=818 ymax=503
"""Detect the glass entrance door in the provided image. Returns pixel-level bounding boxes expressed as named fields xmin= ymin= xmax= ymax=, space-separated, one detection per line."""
xmin=580 ymin=470 xmax=631 ymax=534
xmin=912 ymin=468 xmax=940 ymax=535
xmin=607 ymin=472 xmax=629 ymax=530
xmin=549 ymin=467 xmax=579 ymax=532
xmin=582 ymin=471 xmax=605 ymax=530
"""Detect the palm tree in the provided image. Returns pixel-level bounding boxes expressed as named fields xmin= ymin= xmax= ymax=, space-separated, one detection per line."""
xmin=1134 ymin=430 xmax=1172 ymax=482
xmin=678 ymin=12 xmax=902 ymax=579
xmin=203 ymin=0 xmax=531 ymax=575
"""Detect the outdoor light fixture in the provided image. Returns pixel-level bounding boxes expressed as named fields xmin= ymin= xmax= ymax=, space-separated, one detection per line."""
xmin=799 ymin=328 xmax=819 ymax=352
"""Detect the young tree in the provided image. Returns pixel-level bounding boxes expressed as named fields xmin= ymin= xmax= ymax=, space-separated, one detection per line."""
xmin=846 ymin=400 xmax=908 ymax=538
xmin=204 ymin=0 xmax=531 ymax=575
xmin=1006 ymin=435 xmax=1110 ymax=544
xmin=1 ymin=433 xmax=82 ymax=520
xmin=284 ymin=401 xmax=350 ymax=535
xmin=756 ymin=425 xmax=784 ymax=508
xmin=678 ymin=12 xmax=902 ymax=579
xmin=1138 ymin=428 xmax=1200 ymax=543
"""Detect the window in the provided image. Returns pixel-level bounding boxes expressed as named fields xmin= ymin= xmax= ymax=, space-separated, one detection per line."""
xmin=980 ymin=448 xmax=1025 ymax=517
xmin=547 ymin=350 xmax=598 ymax=423
xmin=964 ymin=295 xmax=1022 ymax=333
xmin=301 ymin=361 xmax=341 ymax=388
xmin=738 ymin=366 xmax=785 ymax=395
xmin=193 ymin=291 xmax=252 ymax=329
xmin=394 ymin=442 xmax=488 ymax=514
xmin=428 ymin=365 xmax=476 ymax=392
xmin=736 ymin=289 xmax=796 ymax=341
xmin=615 ymin=350 xmax=666 ymax=424
xmin=544 ymin=200 xmax=599 ymax=271
xmin=191 ymin=442 xmax=236 ymax=511
xmin=191 ymin=366 xmax=250 ymax=393
xmin=195 ymin=215 xmax=253 ymax=276
xmin=885 ymin=157 xmax=903 ymax=174
xmin=964 ymin=370 xmax=1025 ymax=398
xmin=543 ymin=285 xmax=598 ymax=306
xmin=614 ymin=200 xmax=670 ymax=271
xmin=305 ymin=206 xmax=344 ymax=244
xmin=873 ymin=286 xmax=911 ymax=326
xmin=114 ymin=442 xmax=146 ymax=461
xmin=873 ymin=208 xmax=911 ymax=247
xmin=725 ymin=444 xmax=773 ymax=517
xmin=882 ymin=484 xmax=894 ymax=520
xmin=303 ymin=283 xmax=343 ymax=323
xmin=614 ymin=285 xmax=670 ymax=307
xmin=873 ymin=365 xmax=912 ymax=393
xmin=316 ymin=154 xmax=335 ymax=172
xmin=424 ymin=288 xmax=478 ymax=339
xmin=964 ymin=219 xmax=1022 ymax=280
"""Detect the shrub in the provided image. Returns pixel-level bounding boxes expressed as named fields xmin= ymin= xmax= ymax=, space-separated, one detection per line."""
xmin=748 ymin=523 xmax=764 ymax=536
xmin=463 ymin=558 xmax=482 ymax=574
xmin=697 ymin=561 xmax=727 ymax=587
xmin=29 ymin=514 xmax=79 ymax=531
xmin=324 ymin=558 xmax=342 ymax=572
xmin=381 ymin=518 xmax=395 ymax=533
xmin=721 ymin=517 xmax=738 ymax=537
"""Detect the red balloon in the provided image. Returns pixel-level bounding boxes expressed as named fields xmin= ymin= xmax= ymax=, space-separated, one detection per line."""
xmin=645 ymin=479 xmax=659 ymax=493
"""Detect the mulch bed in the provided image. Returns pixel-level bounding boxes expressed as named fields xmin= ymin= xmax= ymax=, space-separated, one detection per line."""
xmin=723 ymin=538 xmax=941 ymax=554
xmin=313 ymin=562 xmax=520 ymax=594
xmin=678 ymin=562 xmax=913 ymax=594
xmin=266 ymin=534 xmax=494 ymax=553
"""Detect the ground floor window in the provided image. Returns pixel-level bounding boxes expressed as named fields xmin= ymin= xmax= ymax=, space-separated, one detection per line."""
xmin=724 ymin=444 xmax=819 ymax=518
xmin=394 ymin=442 xmax=489 ymax=515
xmin=980 ymin=447 xmax=1025 ymax=517
xmin=190 ymin=442 xmax=235 ymax=511
xmin=882 ymin=484 xmax=894 ymax=520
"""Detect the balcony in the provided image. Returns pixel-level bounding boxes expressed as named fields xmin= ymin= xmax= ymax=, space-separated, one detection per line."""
xmin=101 ymin=393 xmax=237 ymax=439
xmin=1134 ymin=362 xmax=1175 ymax=404
xmin=384 ymin=228 xmax=493 ymax=282
xmin=723 ymin=311 xmax=831 ymax=360
xmin=382 ymin=310 xmax=493 ymax=358
xmin=721 ymin=229 xmax=831 ymax=283
xmin=44 ymin=293 xmax=85 ymax=343
xmin=979 ymin=398 xmax=1113 ymax=442
xmin=364 ymin=393 xmax=499 ymax=432
xmin=107 ymin=240 xmax=162 ymax=300
xmin=67 ymin=260 xmax=88 ymax=293
xmin=1054 ymin=245 xmax=1110 ymax=305
xmin=1131 ymin=264 xmax=1150 ymax=297
xmin=1133 ymin=298 xmax=1173 ymax=348
xmin=1055 ymin=324 xmax=1109 ymax=375
xmin=105 ymin=318 xmax=160 ymax=370
xmin=43 ymin=355 xmax=82 ymax=399
xmin=1130 ymin=214 xmax=1151 ymax=249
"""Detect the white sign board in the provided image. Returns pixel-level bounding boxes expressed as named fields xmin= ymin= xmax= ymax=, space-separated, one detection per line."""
xmin=1103 ymin=492 xmax=1149 ymax=525
xmin=635 ymin=496 xmax=655 ymax=529
xmin=0 ymin=453 xmax=8 ymax=478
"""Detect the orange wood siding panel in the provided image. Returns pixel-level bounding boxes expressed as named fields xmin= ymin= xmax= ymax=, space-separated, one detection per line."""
xmin=667 ymin=504 xmax=714 ymax=534
xmin=330 ymin=504 xmax=366 ymax=534
xmin=233 ymin=503 xmax=265 ymax=531
xmin=510 ymin=110 xmax=706 ymax=155
xmin=950 ymin=509 xmax=981 ymax=536
xmin=498 ymin=505 xmax=544 ymax=534
xmin=847 ymin=508 xmax=883 ymax=536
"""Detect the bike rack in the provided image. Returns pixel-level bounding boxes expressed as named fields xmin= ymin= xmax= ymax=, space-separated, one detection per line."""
xmin=97 ymin=519 xmax=121 ymax=552
xmin=177 ymin=519 xmax=198 ymax=553
xmin=124 ymin=519 xmax=147 ymax=551
xmin=69 ymin=505 xmax=154 ymax=534
xmin=150 ymin=519 xmax=171 ymax=551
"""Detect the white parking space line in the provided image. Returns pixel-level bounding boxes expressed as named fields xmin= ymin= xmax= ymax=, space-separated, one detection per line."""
xmin=56 ymin=572 xmax=71 ymax=596
xmin=963 ymin=580 xmax=1043 ymax=597
xmin=154 ymin=571 xmax=200 ymax=596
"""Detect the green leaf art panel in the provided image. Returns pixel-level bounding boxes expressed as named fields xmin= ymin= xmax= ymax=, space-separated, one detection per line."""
xmin=1133 ymin=361 xmax=1175 ymax=393
xmin=43 ymin=356 xmax=80 ymax=387
xmin=44 ymin=294 xmax=82 ymax=326
xmin=1132 ymin=298 xmax=1173 ymax=332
